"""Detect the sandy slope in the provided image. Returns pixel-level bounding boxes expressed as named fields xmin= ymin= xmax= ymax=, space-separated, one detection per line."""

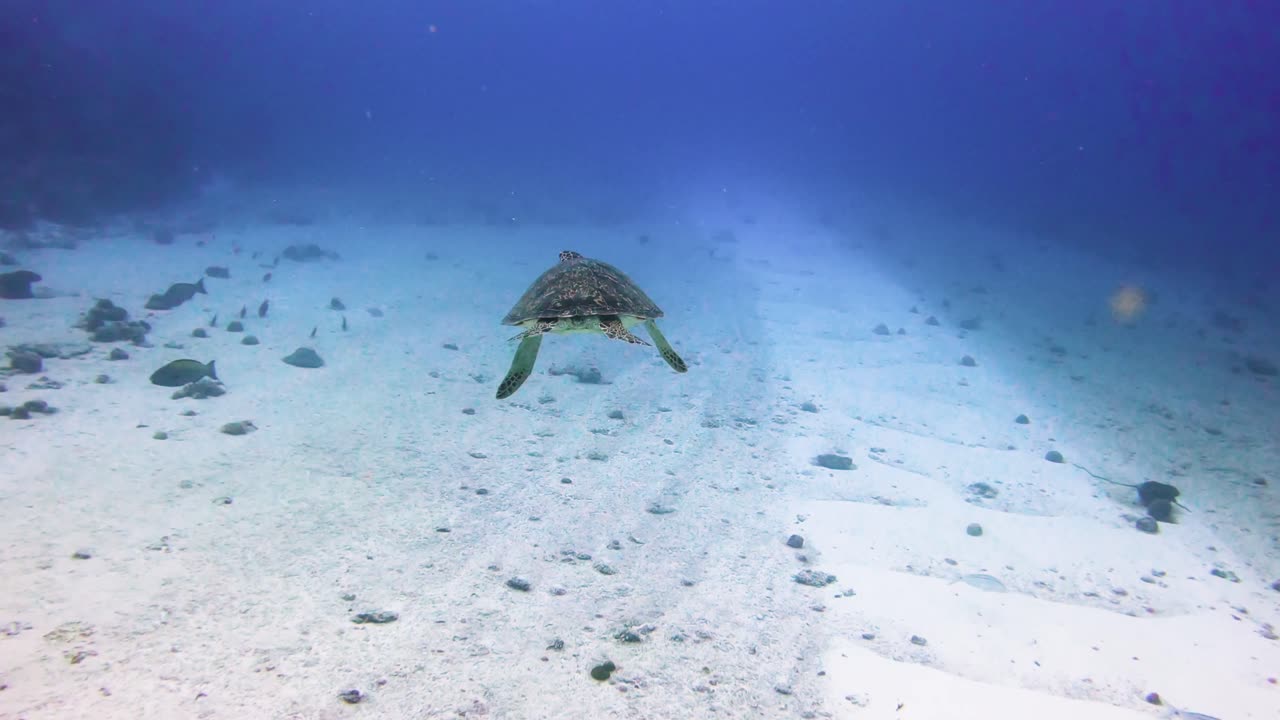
xmin=0 ymin=215 xmax=1276 ymax=719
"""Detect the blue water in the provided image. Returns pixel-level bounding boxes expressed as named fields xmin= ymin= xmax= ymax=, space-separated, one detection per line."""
xmin=5 ymin=2 xmax=1278 ymax=263
xmin=2 ymin=3 xmax=1278 ymax=719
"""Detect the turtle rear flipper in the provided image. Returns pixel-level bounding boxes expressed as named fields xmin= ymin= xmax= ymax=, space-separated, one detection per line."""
xmin=601 ymin=316 xmax=649 ymax=345
xmin=497 ymin=335 xmax=543 ymax=399
xmin=644 ymin=319 xmax=687 ymax=373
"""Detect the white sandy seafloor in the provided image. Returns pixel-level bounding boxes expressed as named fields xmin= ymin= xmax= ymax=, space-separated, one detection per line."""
xmin=1 ymin=207 xmax=1278 ymax=720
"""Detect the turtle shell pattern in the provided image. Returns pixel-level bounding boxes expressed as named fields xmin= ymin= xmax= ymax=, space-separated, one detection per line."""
xmin=502 ymin=251 xmax=664 ymax=326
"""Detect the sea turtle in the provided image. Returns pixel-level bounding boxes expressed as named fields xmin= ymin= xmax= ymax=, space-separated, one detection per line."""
xmin=496 ymin=250 xmax=688 ymax=399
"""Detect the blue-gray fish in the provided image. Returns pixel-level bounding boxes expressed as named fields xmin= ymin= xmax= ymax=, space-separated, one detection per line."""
xmin=952 ymin=573 xmax=1007 ymax=592
xmin=150 ymin=359 xmax=217 ymax=387
xmin=145 ymin=278 xmax=207 ymax=310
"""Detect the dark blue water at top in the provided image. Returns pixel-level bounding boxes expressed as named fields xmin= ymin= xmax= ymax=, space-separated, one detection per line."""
xmin=2 ymin=1 xmax=1278 ymax=271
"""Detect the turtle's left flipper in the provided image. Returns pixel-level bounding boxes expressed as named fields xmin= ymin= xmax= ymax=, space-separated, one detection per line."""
xmin=601 ymin=317 xmax=649 ymax=345
xmin=497 ymin=334 xmax=543 ymax=399
xmin=644 ymin=319 xmax=687 ymax=373
xmin=510 ymin=319 xmax=557 ymax=343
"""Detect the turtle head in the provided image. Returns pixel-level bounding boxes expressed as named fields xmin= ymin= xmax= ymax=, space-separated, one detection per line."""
xmin=559 ymin=250 xmax=583 ymax=263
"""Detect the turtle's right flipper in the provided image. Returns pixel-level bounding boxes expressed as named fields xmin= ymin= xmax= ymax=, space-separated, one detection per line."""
xmin=497 ymin=335 xmax=543 ymax=399
xmin=644 ymin=319 xmax=688 ymax=373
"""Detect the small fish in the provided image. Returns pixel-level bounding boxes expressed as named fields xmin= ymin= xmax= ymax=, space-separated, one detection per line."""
xmin=262 ymin=272 xmax=272 ymax=283
xmin=209 ymin=314 xmax=218 ymax=327
xmin=309 ymin=326 xmax=317 ymax=338
xmin=952 ymin=574 xmax=1007 ymax=593
xmin=239 ymin=305 xmax=247 ymax=319
xmin=341 ymin=315 xmax=348 ymax=331
xmin=251 ymin=251 xmax=261 ymax=259
xmin=150 ymin=359 xmax=217 ymax=387
xmin=258 ymin=300 xmax=269 ymax=318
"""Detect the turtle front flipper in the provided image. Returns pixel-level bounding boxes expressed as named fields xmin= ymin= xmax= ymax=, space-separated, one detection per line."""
xmin=601 ymin=316 xmax=649 ymax=345
xmin=497 ymin=334 xmax=543 ymax=399
xmin=510 ymin=319 xmax=557 ymax=343
xmin=643 ymin=319 xmax=688 ymax=373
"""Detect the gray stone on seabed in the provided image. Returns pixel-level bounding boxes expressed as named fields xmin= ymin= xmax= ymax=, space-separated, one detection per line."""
xmin=17 ymin=342 xmax=93 ymax=359
xmin=220 ymin=420 xmax=256 ymax=436
xmin=7 ymin=350 xmax=42 ymax=374
xmin=22 ymin=399 xmax=51 ymax=413
xmin=172 ymin=377 xmax=225 ymax=400
xmin=26 ymin=376 xmax=62 ymax=390
xmin=786 ymin=534 xmax=805 ymax=549
xmin=91 ymin=320 xmax=149 ymax=344
xmin=794 ymin=569 xmax=837 ymax=587
xmin=967 ymin=482 xmax=999 ymax=499
xmin=351 ymin=611 xmax=398 ymax=624
xmin=814 ymin=453 xmax=854 ymax=471
xmin=7 ymin=399 xmax=55 ymax=419
xmin=283 ymin=347 xmax=324 ymax=368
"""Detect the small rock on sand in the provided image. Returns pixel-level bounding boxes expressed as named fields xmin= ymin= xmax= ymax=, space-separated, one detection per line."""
xmin=220 ymin=420 xmax=256 ymax=436
xmin=7 ymin=350 xmax=42 ymax=374
xmin=814 ymin=453 xmax=854 ymax=470
xmin=351 ymin=611 xmax=398 ymax=624
xmin=283 ymin=347 xmax=324 ymax=368
xmin=794 ymin=569 xmax=837 ymax=587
